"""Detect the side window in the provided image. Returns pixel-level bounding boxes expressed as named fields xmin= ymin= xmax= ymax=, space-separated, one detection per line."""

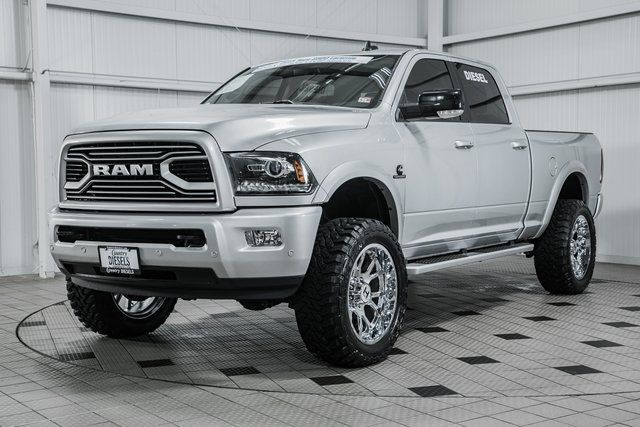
xmin=400 ymin=59 xmax=458 ymax=120
xmin=454 ymin=63 xmax=509 ymax=124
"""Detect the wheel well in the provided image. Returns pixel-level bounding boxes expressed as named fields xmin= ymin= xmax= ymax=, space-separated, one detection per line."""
xmin=558 ymin=172 xmax=588 ymax=203
xmin=322 ymin=178 xmax=398 ymax=236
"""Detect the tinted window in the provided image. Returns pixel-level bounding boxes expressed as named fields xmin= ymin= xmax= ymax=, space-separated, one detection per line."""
xmin=454 ymin=63 xmax=509 ymax=124
xmin=401 ymin=59 xmax=455 ymax=105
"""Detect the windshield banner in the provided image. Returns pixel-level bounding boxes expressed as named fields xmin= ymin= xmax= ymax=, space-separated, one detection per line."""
xmin=252 ymin=55 xmax=373 ymax=73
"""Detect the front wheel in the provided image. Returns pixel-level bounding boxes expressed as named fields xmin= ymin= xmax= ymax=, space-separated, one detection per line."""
xmin=293 ymin=218 xmax=408 ymax=367
xmin=66 ymin=279 xmax=176 ymax=338
xmin=534 ymin=199 xmax=596 ymax=294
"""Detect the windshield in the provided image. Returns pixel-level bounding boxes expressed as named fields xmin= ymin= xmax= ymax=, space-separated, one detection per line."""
xmin=204 ymin=55 xmax=399 ymax=109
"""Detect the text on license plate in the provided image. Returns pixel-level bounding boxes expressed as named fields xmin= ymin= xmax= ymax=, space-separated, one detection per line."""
xmin=98 ymin=247 xmax=141 ymax=275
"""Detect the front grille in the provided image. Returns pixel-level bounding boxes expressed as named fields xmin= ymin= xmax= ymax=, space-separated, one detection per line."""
xmin=169 ymin=159 xmax=213 ymax=182
xmin=64 ymin=142 xmax=216 ymax=203
xmin=65 ymin=161 xmax=88 ymax=182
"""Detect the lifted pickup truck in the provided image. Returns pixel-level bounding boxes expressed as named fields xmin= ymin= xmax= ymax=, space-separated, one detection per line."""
xmin=50 ymin=49 xmax=603 ymax=367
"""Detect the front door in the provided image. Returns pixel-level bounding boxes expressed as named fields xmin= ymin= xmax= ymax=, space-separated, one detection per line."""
xmin=395 ymin=57 xmax=478 ymax=259
xmin=452 ymin=62 xmax=530 ymax=242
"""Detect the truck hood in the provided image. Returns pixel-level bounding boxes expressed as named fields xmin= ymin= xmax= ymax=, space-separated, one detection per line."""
xmin=69 ymin=104 xmax=371 ymax=151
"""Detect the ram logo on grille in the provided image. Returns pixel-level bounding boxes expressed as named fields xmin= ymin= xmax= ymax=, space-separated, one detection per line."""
xmin=93 ymin=164 xmax=153 ymax=176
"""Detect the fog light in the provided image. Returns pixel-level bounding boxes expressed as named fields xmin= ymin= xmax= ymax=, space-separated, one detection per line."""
xmin=245 ymin=229 xmax=282 ymax=247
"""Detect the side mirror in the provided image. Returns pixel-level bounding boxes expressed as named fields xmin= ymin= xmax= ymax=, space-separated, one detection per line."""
xmin=399 ymin=89 xmax=464 ymax=120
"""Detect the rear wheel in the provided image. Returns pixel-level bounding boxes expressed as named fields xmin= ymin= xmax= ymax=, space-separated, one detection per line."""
xmin=66 ymin=278 xmax=176 ymax=338
xmin=293 ymin=218 xmax=407 ymax=367
xmin=534 ymin=200 xmax=596 ymax=294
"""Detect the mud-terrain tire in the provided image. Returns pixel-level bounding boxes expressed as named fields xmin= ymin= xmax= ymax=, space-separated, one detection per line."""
xmin=293 ymin=218 xmax=407 ymax=367
xmin=66 ymin=278 xmax=176 ymax=338
xmin=534 ymin=200 xmax=596 ymax=294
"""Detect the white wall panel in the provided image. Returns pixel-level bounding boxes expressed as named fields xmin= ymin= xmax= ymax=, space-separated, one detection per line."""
xmin=377 ymin=0 xmax=419 ymax=37
xmin=248 ymin=32 xmax=316 ymax=65
xmin=249 ymin=0 xmax=317 ymax=28
xmin=92 ymin=13 xmax=178 ymax=79
xmin=578 ymin=14 xmax=640 ymax=79
xmin=317 ymin=0 xmax=377 ymax=34
xmin=175 ymin=0 xmax=251 ymax=19
xmin=0 ymin=81 xmax=36 ymax=276
xmin=446 ymin=0 xmax=640 ymax=35
xmin=48 ymin=7 xmax=92 ymax=73
xmin=448 ymin=26 xmax=580 ymax=87
xmin=176 ymin=23 xmax=250 ymax=82
xmin=0 ymin=0 xmax=29 ymax=69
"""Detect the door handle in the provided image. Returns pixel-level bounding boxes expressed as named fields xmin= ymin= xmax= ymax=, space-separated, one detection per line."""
xmin=511 ymin=141 xmax=528 ymax=150
xmin=454 ymin=140 xmax=474 ymax=150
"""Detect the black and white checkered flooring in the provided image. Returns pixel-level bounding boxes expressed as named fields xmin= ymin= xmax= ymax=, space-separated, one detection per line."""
xmin=17 ymin=256 xmax=640 ymax=402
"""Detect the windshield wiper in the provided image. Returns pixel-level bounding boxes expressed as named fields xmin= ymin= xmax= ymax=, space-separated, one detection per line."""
xmin=272 ymin=99 xmax=295 ymax=104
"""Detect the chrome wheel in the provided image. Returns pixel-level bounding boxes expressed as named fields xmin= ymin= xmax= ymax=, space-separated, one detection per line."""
xmin=570 ymin=215 xmax=591 ymax=280
xmin=347 ymin=243 xmax=398 ymax=345
xmin=112 ymin=295 xmax=166 ymax=319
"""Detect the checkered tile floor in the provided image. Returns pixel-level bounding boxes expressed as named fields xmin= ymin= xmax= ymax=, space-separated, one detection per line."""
xmin=3 ymin=256 xmax=640 ymax=426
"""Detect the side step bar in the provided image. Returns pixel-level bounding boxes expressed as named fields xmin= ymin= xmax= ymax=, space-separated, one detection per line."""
xmin=406 ymin=243 xmax=534 ymax=278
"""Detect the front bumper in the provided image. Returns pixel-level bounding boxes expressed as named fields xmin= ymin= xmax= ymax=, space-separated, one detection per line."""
xmin=49 ymin=206 xmax=322 ymax=299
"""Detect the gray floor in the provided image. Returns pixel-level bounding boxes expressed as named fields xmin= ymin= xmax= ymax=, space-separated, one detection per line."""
xmin=2 ymin=256 xmax=640 ymax=426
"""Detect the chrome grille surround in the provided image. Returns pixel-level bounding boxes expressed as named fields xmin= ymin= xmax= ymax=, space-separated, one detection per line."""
xmin=59 ymin=131 xmax=233 ymax=212
xmin=64 ymin=142 xmax=215 ymax=202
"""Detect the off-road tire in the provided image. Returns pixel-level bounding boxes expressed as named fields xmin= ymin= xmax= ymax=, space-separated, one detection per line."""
xmin=66 ymin=278 xmax=177 ymax=338
xmin=534 ymin=200 xmax=596 ymax=294
xmin=293 ymin=218 xmax=408 ymax=367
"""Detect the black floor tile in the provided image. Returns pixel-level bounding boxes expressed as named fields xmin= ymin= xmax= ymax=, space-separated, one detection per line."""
xmin=547 ymin=302 xmax=576 ymax=307
xmin=458 ymin=356 xmax=500 ymax=365
xmin=581 ymin=340 xmax=623 ymax=348
xmin=21 ymin=320 xmax=46 ymax=327
xmin=481 ymin=297 xmax=509 ymax=303
xmin=417 ymin=327 xmax=449 ymax=333
xmin=603 ymin=322 xmax=639 ymax=328
xmin=389 ymin=348 xmax=408 ymax=355
xmin=453 ymin=310 xmax=481 ymax=316
xmin=554 ymin=365 xmax=602 ymax=375
xmin=409 ymin=385 xmax=457 ymax=397
xmin=524 ymin=316 xmax=556 ymax=322
xmin=59 ymin=352 xmax=96 ymax=362
xmin=137 ymin=359 xmax=175 ymax=368
xmin=495 ymin=333 xmax=531 ymax=340
xmin=220 ymin=366 xmax=260 ymax=376
xmin=311 ymin=375 xmax=353 ymax=386
xmin=620 ymin=306 xmax=640 ymax=312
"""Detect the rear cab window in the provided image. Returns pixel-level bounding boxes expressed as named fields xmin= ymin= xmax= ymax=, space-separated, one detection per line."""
xmin=453 ymin=63 xmax=510 ymax=125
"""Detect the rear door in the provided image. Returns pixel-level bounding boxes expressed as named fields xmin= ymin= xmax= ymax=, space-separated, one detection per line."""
xmin=452 ymin=62 xmax=530 ymax=242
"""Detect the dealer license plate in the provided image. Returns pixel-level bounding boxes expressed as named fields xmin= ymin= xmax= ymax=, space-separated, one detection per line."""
xmin=98 ymin=247 xmax=141 ymax=275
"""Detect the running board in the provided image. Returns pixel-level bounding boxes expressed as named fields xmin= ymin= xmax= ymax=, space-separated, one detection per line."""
xmin=406 ymin=243 xmax=534 ymax=278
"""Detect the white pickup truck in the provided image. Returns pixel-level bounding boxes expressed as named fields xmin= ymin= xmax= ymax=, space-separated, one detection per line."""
xmin=49 ymin=49 xmax=603 ymax=367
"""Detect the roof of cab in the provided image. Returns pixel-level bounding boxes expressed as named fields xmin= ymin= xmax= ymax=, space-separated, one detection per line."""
xmin=251 ymin=48 xmax=494 ymax=70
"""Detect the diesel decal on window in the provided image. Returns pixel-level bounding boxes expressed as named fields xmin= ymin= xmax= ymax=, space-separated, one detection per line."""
xmin=463 ymin=70 xmax=488 ymax=83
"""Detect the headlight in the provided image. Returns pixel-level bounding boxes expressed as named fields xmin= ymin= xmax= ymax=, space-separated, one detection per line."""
xmin=225 ymin=152 xmax=316 ymax=195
